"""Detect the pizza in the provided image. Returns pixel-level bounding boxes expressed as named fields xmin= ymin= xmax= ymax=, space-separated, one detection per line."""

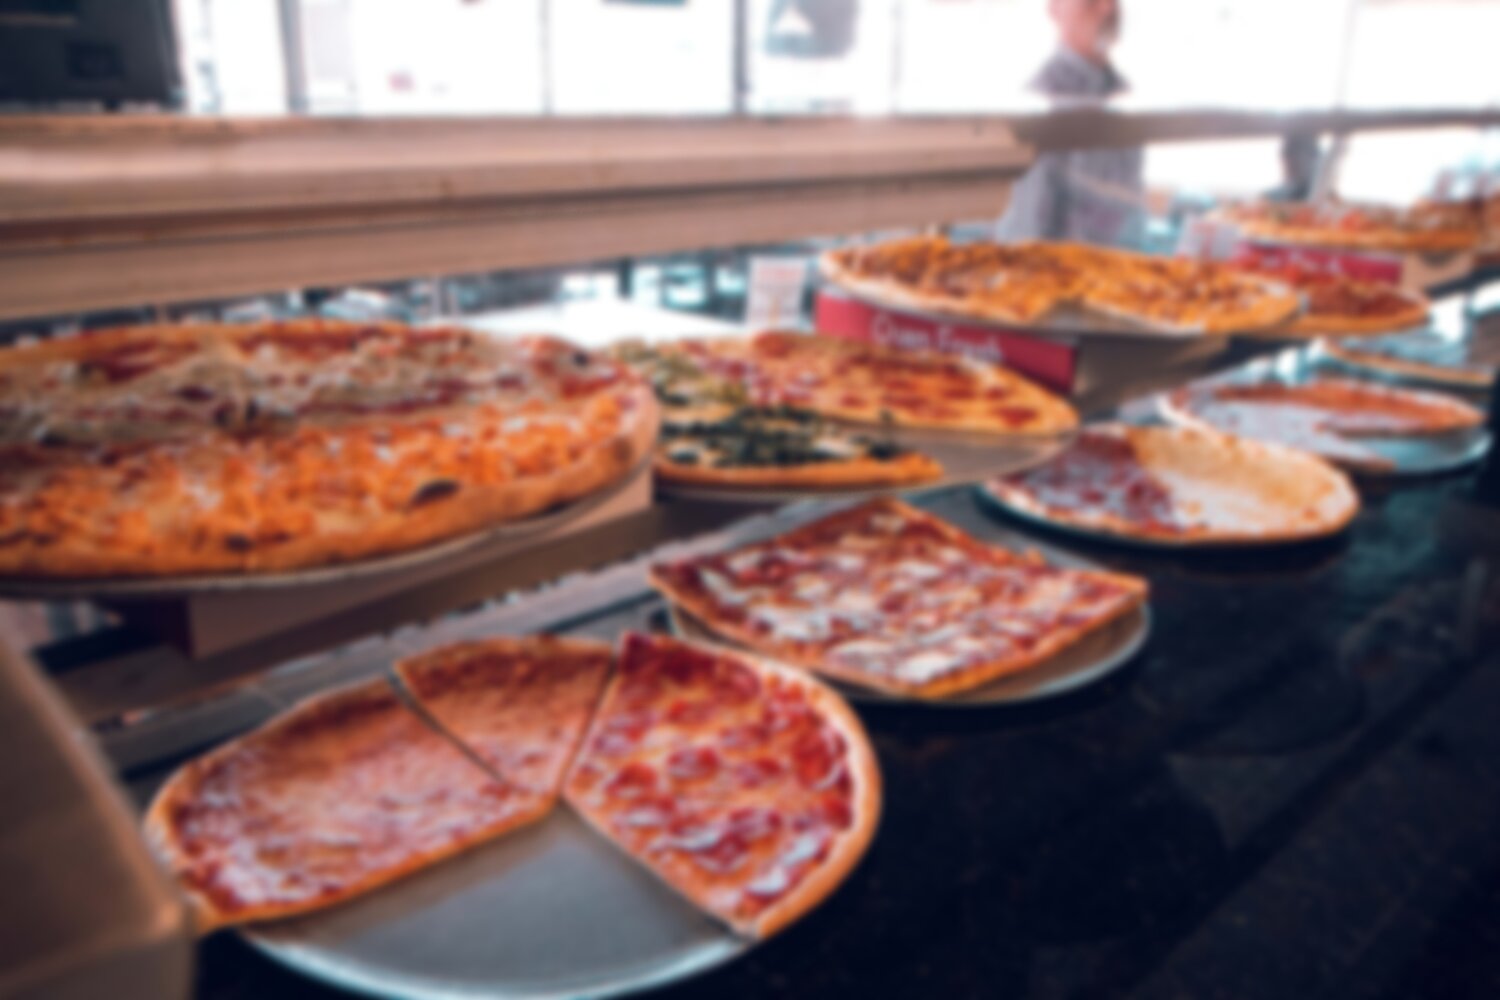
xmin=664 ymin=331 xmax=1078 ymax=435
xmin=1325 ymin=335 xmax=1498 ymax=388
xmin=394 ymin=636 xmax=613 ymax=795
xmin=0 ymin=320 xmax=657 ymax=578
xmin=147 ymin=632 xmax=880 ymax=939
xmin=144 ymin=678 xmax=548 ymax=933
xmin=1224 ymin=201 xmax=1482 ymax=254
xmin=563 ymin=631 xmax=880 ymax=939
xmin=648 ymin=498 xmax=1148 ymax=699
xmin=820 ymin=236 xmax=1103 ymax=325
xmin=1080 ymin=255 xmax=1301 ymax=335
xmin=1161 ymin=377 xmax=1485 ymax=470
xmin=612 ymin=341 xmax=943 ymax=489
xmin=821 ymin=236 xmax=1298 ymax=334
xmin=982 ymin=424 xmax=1359 ymax=545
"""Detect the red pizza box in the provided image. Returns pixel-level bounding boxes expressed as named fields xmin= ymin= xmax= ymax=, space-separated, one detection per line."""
xmin=1180 ymin=215 xmax=1474 ymax=291
xmin=1234 ymin=240 xmax=1474 ymax=291
xmin=813 ymin=290 xmax=1226 ymax=398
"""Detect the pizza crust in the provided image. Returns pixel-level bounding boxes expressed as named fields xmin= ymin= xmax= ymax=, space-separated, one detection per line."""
xmin=654 ymin=449 xmax=943 ymax=489
xmin=983 ymin=424 xmax=1360 ymax=544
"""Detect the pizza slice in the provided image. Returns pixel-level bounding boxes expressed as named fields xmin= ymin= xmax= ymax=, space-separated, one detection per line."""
xmin=677 ymin=332 xmax=1078 ymax=435
xmin=394 ymin=636 xmax=613 ymax=796
xmin=1160 ymin=377 xmax=1485 ymax=470
xmin=982 ymin=424 xmax=1358 ymax=544
xmin=1082 ymin=257 xmax=1302 ymax=334
xmin=648 ymin=498 xmax=1148 ymax=698
xmin=1230 ymin=261 xmax=1430 ymax=337
xmin=144 ymin=678 xmax=549 ymax=933
xmin=563 ymin=632 xmax=880 ymax=939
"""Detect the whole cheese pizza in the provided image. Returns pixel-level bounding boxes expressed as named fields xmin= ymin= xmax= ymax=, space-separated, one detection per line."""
xmin=649 ymin=498 xmax=1148 ymax=699
xmin=564 ymin=632 xmax=879 ymax=939
xmin=1232 ymin=261 xmax=1430 ymax=337
xmin=612 ymin=341 xmax=943 ymax=489
xmin=145 ymin=677 xmax=551 ymax=933
xmin=1224 ymin=201 xmax=1482 ymax=254
xmin=821 ymin=236 xmax=1300 ymax=335
xmin=982 ymin=424 xmax=1358 ymax=545
xmin=663 ymin=331 xmax=1078 ymax=435
xmin=1161 ymin=377 xmax=1485 ymax=470
xmin=0 ymin=320 xmax=657 ymax=578
xmin=146 ymin=632 xmax=879 ymax=941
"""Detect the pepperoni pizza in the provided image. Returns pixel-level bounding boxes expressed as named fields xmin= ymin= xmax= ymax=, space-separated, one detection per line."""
xmin=982 ymin=424 xmax=1359 ymax=544
xmin=665 ymin=331 xmax=1078 ymax=435
xmin=146 ymin=633 xmax=880 ymax=940
xmin=0 ymin=320 xmax=657 ymax=578
xmin=1224 ymin=200 xmax=1483 ymax=254
xmin=649 ymin=498 xmax=1148 ymax=699
xmin=564 ymin=632 xmax=880 ymax=939
xmin=144 ymin=677 xmax=552 ymax=934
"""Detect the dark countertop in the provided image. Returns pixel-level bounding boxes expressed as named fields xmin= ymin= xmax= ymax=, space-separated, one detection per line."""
xmin=186 ymin=450 xmax=1500 ymax=1000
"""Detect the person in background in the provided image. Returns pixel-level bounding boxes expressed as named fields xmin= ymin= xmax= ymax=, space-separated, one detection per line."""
xmin=995 ymin=0 xmax=1145 ymax=248
xmin=1264 ymin=133 xmax=1323 ymax=203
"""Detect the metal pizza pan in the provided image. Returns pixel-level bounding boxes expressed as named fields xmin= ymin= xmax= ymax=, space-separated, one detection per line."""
xmin=242 ymin=808 xmax=748 ymax=1000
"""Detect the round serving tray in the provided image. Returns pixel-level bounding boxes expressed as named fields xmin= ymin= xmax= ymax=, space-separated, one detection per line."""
xmin=244 ymin=807 xmax=748 ymax=1000
xmin=0 ymin=457 xmax=650 ymax=602
xmin=655 ymin=423 xmax=1076 ymax=505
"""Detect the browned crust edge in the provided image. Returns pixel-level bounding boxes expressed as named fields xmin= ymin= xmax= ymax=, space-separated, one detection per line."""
xmin=653 ymin=450 xmax=943 ymax=489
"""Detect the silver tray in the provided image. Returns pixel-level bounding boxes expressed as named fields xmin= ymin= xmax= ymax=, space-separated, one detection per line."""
xmin=244 ymin=808 xmax=746 ymax=1000
xmin=0 ymin=457 xmax=649 ymax=602
xmin=656 ymin=424 xmax=1075 ymax=505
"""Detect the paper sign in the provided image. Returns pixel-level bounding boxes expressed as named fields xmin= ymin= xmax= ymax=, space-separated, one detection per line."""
xmin=745 ymin=256 xmax=810 ymax=329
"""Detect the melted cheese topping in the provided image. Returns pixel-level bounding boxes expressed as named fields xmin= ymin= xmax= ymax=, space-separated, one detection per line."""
xmin=655 ymin=500 xmax=1145 ymax=691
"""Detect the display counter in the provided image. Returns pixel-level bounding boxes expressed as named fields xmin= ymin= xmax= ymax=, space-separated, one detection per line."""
xmin=47 ymin=291 xmax=1491 ymax=1000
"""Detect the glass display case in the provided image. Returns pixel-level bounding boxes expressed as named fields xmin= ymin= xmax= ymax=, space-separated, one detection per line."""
xmin=3 ymin=4 xmax=1500 ymax=999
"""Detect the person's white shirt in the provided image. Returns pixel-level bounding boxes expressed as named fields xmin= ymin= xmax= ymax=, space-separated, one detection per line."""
xmin=995 ymin=46 xmax=1145 ymax=248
